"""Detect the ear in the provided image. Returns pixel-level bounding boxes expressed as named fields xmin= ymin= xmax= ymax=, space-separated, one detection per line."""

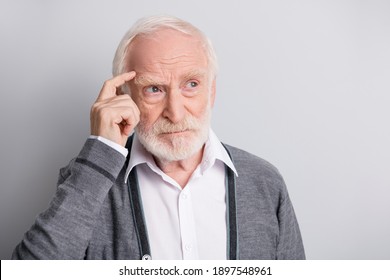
xmin=210 ymin=79 xmax=216 ymax=107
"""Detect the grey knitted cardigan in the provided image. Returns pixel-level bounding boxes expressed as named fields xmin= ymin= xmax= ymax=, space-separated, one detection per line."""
xmin=12 ymin=137 xmax=305 ymax=260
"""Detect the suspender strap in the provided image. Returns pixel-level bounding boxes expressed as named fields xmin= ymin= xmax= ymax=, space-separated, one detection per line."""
xmin=222 ymin=143 xmax=239 ymax=260
xmin=226 ymin=165 xmax=238 ymax=259
xmin=125 ymin=136 xmax=151 ymax=260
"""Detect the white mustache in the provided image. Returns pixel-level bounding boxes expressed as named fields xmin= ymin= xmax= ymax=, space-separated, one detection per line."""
xmin=151 ymin=116 xmax=201 ymax=134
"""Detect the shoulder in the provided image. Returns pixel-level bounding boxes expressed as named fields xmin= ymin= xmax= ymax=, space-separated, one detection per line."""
xmin=224 ymin=144 xmax=284 ymax=183
xmin=223 ymin=144 xmax=289 ymax=203
xmin=224 ymin=145 xmax=291 ymax=221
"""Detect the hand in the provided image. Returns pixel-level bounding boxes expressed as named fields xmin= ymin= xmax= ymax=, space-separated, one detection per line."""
xmin=90 ymin=71 xmax=140 ymax=147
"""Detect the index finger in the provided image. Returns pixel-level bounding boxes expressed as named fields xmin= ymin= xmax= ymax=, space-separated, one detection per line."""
xmin=97 ymin=71 xmax=136 ymax=101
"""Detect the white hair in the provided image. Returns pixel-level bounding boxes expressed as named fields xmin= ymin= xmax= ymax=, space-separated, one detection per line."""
xmin=112 ymin=15 xmax=218 ymax=79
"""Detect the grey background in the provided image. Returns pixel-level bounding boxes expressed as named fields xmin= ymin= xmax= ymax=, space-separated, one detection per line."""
xmin=1 ymin=0 xmax=389 ymax=259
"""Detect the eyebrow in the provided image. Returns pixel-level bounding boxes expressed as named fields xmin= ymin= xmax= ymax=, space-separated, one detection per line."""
xmin=182 ymin=69 xmax=208 ymax=81
xmin=133 ymin=69 xmax=208 ymax=87
xmin=133 ymin=75 xmax=163 ymax=87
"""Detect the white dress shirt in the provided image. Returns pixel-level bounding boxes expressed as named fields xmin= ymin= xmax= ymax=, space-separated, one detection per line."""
xmin=91 ymin=130 xmax=237 ymax=259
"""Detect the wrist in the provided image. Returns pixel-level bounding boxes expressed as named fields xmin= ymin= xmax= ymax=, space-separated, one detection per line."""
xmin=89 ymin=135 xmax=128 ymax=157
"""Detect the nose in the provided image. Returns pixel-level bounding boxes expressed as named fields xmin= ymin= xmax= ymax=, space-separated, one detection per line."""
xmin=162 ymin=89 xmax=186 ymax=123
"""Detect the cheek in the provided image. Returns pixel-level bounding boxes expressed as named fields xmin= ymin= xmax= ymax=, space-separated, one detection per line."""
xmin=189 ymin=94 xmax=212 ymax=117
xmin=129 ymin=87 xmax=160 ymax=126
xmin=138 ymin=104 xmax=164 ymax=128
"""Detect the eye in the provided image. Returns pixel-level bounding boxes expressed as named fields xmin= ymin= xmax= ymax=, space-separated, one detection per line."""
xmin=144 ymin=86 xmax=162 ymax=94
xmin=185 ymin=81 xmax=198 ymax=88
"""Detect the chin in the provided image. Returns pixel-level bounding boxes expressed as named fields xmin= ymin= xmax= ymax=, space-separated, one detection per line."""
xmin=139 ymin=129 xmax=209 ymax=162
xmin=136 ymin=109 xmax=212 ymax=162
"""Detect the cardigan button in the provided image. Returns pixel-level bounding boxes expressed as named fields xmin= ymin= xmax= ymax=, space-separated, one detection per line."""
xmin=142 ymin=254 xmax=152 ymax=260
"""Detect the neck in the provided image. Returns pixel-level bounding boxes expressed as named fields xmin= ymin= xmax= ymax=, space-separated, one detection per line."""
xmin=154 ymin=146 xmax=204 ymax=188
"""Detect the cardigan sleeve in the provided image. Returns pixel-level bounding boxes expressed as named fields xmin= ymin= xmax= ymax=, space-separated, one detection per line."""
xmin=11 ymin=139 xmax=126 ymax=259
xmin=276 ymin=190 xmax=306 ymax=260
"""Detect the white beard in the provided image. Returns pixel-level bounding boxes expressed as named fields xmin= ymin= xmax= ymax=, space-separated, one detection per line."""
xmin=135 ymin=109 xmax=211 ymax=163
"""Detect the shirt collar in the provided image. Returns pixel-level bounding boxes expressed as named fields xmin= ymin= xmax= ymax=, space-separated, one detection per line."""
xmin=200 ymin=129 xmax=237 ymax=176
xmin=125 ymin=129 xmax=238 ymax=182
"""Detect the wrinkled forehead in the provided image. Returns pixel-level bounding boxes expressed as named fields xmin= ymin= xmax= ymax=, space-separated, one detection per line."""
xmin=124 ymin=28 xmax=208 ymax=73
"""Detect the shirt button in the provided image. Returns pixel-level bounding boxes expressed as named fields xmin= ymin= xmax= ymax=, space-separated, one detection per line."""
xmin=182 ymin=193 xmax=188 ymax=199
xmin=142 ymin=254 xmax=152 ymax=260
xmin=185 ymin=244 xmax=192 ymax=251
